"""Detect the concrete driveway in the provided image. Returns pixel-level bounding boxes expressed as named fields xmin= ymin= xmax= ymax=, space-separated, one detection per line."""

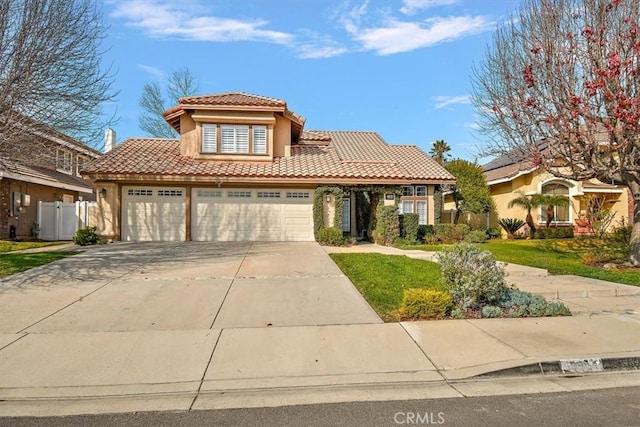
xmin=0 ymin=241 xmax=381 ymax=334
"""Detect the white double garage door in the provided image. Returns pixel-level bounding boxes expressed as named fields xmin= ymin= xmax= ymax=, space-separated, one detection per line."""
xmin=122 ymin=186 xmax=314 ymax=242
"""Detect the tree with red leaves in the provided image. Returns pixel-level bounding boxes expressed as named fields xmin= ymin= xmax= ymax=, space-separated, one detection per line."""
xmin=473 ymin=0 xmax=640 ymax=265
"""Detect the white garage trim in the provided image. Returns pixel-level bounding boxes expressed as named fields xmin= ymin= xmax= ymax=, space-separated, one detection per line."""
xmin=192 ymin=188 xmax=314 ymax=241
xmin=122 ymin=186 xmax=186 ymax=241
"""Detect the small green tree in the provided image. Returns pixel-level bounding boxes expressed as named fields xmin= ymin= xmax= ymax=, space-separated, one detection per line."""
xmin=445 ymin=159 xmax=494 ymax=224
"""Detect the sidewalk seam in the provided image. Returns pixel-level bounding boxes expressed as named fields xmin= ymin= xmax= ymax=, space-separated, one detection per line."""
xmin=208 ymin=242 xmax=252 ymax=329
xmin=189 ymin=329 xmax=224 ymax=411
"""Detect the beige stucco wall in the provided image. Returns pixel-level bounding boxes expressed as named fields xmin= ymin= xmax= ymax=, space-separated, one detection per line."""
xmin=273 ymin=115 xmax=291 ymax=157
xmin=94 ymin=182 xmax=119 ymax=240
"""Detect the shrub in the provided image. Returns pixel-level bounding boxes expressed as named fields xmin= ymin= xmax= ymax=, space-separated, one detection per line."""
xmin=481 ymin=305 xmax=504 ymax=318
xmin=465 ymin=229 xmax=488 ymax=243
xmin=450 ymin=307 xmax=465 ymax=319
xmin=373 ymin=205 xmax=400 ymax=246
xmin=497 ymin=289 xmax=571 ymax=317
xmin=72 ymin=226 xmax=101 ymax=246
xmin=609 ymin=219 xmax=632 ymax=245
xmin=432 ymin=223 xmax=471 ymax=243
xmin=317 ymin=227 xmax=344 ymax=246
xmin=400 ymin=288 xmax=453 ymax=319
xmin=532 ymin=228 xmax=574 ymax=239
xmin=545 ymin=301 xmax=572 ymax=316
xmin=497 ymin=218 xmax=525 ymax=236
xmin=418 ymin=225 xmax=434 ymax=242
xmin=486 ymin=227 xmax=501 ymax=239
xmin=436 ymin=243 xmax=509 ymax=309
xmin=400 ymin=213 xmax=420 ymax=242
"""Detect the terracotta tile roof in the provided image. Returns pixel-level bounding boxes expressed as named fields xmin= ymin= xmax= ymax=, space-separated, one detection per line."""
xmin=84 ymin=132 xmax=455 ymax=183
xmin=179 ymin=92 xmax=287 ymax=108
xmin=484 ymin=162 xmax=536 ymax=184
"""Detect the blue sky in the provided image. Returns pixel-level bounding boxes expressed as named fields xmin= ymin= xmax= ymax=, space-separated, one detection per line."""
xmin=102 ymin=0 xmax=520 ymax=161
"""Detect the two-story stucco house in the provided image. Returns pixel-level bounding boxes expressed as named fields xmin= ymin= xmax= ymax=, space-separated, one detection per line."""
xmin=83 ymin=92 xmax=454 ymax=242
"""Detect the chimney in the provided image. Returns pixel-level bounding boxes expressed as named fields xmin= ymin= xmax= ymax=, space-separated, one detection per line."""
xmin=104 ymin=128 xmax=116 ymax=153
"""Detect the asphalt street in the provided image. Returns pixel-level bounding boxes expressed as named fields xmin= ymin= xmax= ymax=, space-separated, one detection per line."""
xmin=2 ymin=385 xmax=640 ymax=427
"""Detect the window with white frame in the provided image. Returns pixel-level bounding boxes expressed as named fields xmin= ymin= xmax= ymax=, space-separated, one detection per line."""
xmin=286 ymin=192 xmax=310 ymax=199
xmin=202 ymin=124 xmax=217 ymax=153
xmin=56 ymin=150 xmax=72 ymax=174
xmin=221 ymin=125 xmax=249 ymax=153
xmin=342 ymin=198 xmax=351 ymax=232
xmin=402 ymin=186 xmax=414 ymax=197
xmin=540 ymin=183 xmax=570 ymax=223
xmin=228 ymin=191 xmax=252 ymax=198
xmin=253 ymin=125 xmax=267 ymax=154
xmin=416 ymin=186 xmax=427 ymax=196
xmin=417 ymin=201 xmax=427 ymax=225
xmin=399 ymin=201 xmax=414 ymax=215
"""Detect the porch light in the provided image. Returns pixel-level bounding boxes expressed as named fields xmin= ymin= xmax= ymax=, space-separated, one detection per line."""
xmin=99 ymin=188 xmax=107 ymax=198
xmin=325 ymin=194 xmax=331 ymax=202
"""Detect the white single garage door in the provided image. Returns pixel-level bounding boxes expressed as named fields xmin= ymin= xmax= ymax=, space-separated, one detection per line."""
xmin=192 ymin=188 xmax=314 ymax=241
xmin=122 ymin=186 xmax=186 ymax=241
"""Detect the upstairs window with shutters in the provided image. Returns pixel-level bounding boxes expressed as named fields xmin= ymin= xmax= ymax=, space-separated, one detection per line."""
xmin=200 ymin=123 xmax=268 ymax=155
xmin=202 ymin=124 xmax=217 ymax=153
xmin=221 ymin=125 xmax=249 ymax=153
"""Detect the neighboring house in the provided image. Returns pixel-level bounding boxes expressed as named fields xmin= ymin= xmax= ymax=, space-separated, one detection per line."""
xmin=82 ymin=92 xmax=454 ymax=242
xmin=481 ymin=154 xmax=632 ymax=232
xmin=0 ymin=120 xmax=101 ymax=239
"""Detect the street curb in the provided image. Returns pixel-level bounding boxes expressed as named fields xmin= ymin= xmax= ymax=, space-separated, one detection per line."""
xmin=475 ymin=356 xmax=640 ymax=378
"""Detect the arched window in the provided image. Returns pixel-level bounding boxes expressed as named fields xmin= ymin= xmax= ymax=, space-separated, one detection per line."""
xmin=541 ymin=183 xmax=570 ymax=223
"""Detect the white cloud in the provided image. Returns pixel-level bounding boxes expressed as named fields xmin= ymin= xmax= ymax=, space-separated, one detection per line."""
xmin=294 ymin=31 xmax=348 ymax=59
xmin=296 ymin=44 xmax=348 ymax=59
xmin=137 ymin=64 xmax=165 ymax=79
xmin=346 ymin=15 xmax=492 ymax=55
xmin=400 ymin=0 xmax=458 ymax=15
xmin=433 ymin=95 xmax=471 ymax=109
xmin=110 ymin=0 xmax=293 ymax=45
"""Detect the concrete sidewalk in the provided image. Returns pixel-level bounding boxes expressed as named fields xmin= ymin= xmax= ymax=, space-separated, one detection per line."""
xmin=1 ymin=242 xmax=640 ymax=417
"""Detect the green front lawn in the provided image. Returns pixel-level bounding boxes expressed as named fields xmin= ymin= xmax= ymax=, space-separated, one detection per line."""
xmin=0 ymin=251 xmax=79 ymax=277
xmin=404 ymin=239 xmax=640 ymax=286
xmin=330 ymin=253 xmax=442 ymax=320
xmin=0 ymin=240 xmax=66 ymax=253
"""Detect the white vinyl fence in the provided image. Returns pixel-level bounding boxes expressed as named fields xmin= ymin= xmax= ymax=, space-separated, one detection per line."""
xmin=37 ymin=201 xmax=98 ymax=241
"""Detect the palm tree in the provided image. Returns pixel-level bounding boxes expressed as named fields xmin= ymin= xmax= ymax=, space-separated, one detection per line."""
xmin=507 ymin=192 xmax=545 ymax=235
xmin=429 ymin=139 xmax=451 ymax=166
xmin=430 ymin=139 xmax=451 ymax=224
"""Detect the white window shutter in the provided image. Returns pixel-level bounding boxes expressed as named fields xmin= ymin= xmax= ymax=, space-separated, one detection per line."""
xmin=236 ymin=125 xmax=249 ymax=153
xmin=202 ymin=124 xmax=217 ymax=152
xmin=253 ymin=125 xmax=267 ymax=154
xmin=417 ymin=201 xmax=427 ymax=224
xmin=221 ymin=125 xmax=235 ymax=153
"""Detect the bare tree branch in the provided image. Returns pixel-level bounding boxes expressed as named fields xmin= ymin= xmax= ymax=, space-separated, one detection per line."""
xmin=0 ymin=0 xmax=117 ymax=150
xmin=138 ymin=68 xmax=200 ymax=139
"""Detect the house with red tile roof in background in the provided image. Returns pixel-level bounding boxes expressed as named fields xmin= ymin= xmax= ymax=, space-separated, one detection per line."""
xmin=82 ymin=92 xmax=454 ymax=242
